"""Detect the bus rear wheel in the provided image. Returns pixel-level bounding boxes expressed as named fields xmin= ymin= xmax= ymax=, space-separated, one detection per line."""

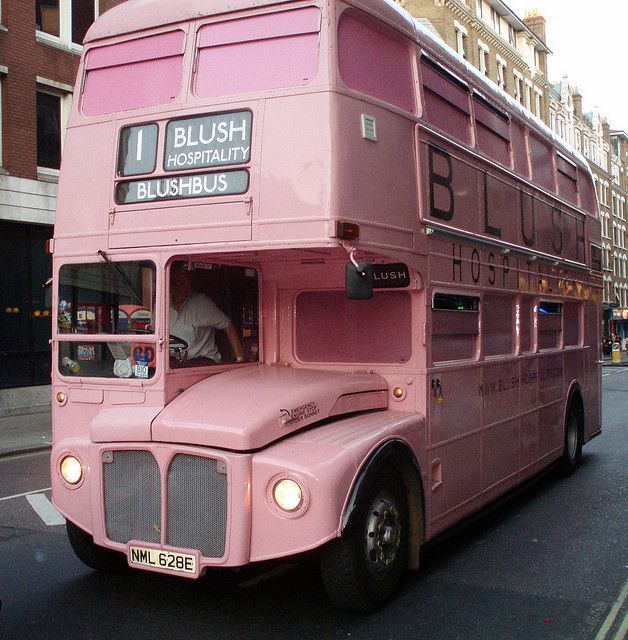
xmin=560 ymin=401 xmax=583 ymax=475
xmin=320 ymin=469 xmax=408 ymax=612
xmin=66 ymin=520 xmax=125 ymax=571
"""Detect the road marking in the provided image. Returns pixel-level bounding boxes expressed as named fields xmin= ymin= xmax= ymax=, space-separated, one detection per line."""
xmin=26 ymin=493 xmax=66 ymax=526
xmin=594 ymin=579 xmax=628 ymax=640
xmin=612 ymin=612 xmax=627 ymax=640
xmin=0 ymin=487 xmax=52 ymax=502
xmin=602 ymin=374 xmax=610 ymax=377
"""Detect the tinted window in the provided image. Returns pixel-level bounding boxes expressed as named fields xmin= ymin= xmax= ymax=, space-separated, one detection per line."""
xmin=296 ymin=291 xmax=411 ymax=363
xmin=338 ymin=9 xmax=415 ymax=112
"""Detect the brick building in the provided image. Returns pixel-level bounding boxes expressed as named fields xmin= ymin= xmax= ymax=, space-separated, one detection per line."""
xmin=401 ymin=0 xmax=552 ymax=123
xmin=0 ymin=1 xmax=123 ymax=397
xmin=548 ymin=77 xmax=628 ymax=342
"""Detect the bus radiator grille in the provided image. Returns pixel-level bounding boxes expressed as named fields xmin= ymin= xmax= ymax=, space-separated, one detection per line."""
xmin=103 ymin=450 xmax=161 ymax=545
xmin=166 ymin=454 xmax=228 ymax=558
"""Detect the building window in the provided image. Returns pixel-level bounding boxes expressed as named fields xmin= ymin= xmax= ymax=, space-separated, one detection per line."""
xmin=478 ymin=41 xmax=489 ymax=77
xmin=0 ymin=73 xmax=4 ymax=167
xmin=454 ymin=21 xmax=468 ymax=59
xmin=513 ymin=71 xmax=523 ymax=104
xmin=37 ymin=91 xmax=61 ymax=169
xmin=534 ymin=88 xmax=543 ymax=118
xmin=496 ymin=56 xmax=506 ymax=90
xmin=36 ymin=0 xmax=97 ymax=48
xmin=508 ymin=25 xmax=516 ymax=48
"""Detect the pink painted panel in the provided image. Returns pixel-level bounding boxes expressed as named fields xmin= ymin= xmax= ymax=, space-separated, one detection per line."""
xmin=295 ymin=291 xmax=412 ymax=364
xmin=338 ymin=9 xmax=415 ymax=113
xmin=476 ymin=122 xmax=510 ymax=166
xmin=579 ymin=172 xmax=597 ymax=215
xmin=83 ymin=57 xmax=183 ymax=116
xmin=529 ymin=133 xmax=555 ymax=192
xmin=563 ymin=302 xmax=581 ymax=346
xmin=511 ymin=120 xmax=529 ymax=178
xmin=482 ymin=294 xmax=514 ymax=356
xmin=195 ymin=34 xmax=319 ymax=97
xmin=432 ymin=310 xmax=479 ymax=363
xmin=481 ymin=418 xmax=520 ymax=491
xmin=198 ymin=8 xmax=320 ymax=47
xmin=86 ymin=31 xmax=185 ymax=69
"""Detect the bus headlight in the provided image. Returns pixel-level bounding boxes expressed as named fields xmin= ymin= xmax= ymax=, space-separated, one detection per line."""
xmin=273 ymin=479 xmax=303 ymax=512
xmin=60 ymin=455 xmax=83 ymax=485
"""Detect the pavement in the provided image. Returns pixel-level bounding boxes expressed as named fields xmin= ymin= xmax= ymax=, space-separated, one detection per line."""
xmin=0 ymin=354 xmax=626 ymax=459
xmin=0 ymin=410 xmax=51 ymax=458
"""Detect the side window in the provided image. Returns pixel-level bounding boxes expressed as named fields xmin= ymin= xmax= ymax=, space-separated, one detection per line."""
xmin=556 ymin=153 xmax=578 ymax=206
xmin=431 ymin=293 xmax=479 ymax=363
xmin=168 ymin=261 xmax=259 ymax=368
xmin=338 ymin=9 xmax=415 ymax=112
xmin=421 ymin=56 xmax=470 ymax=144
xmin=295 ymin=291 xmax=412 ymax=364
xmin=510 ymin=119 xmax=530 ymax=178
xmin=529 ymin=133 xmax=555 ymax=193
xmin=482 ymin=293 xmax=513 ymax=356
xmin=563 ymin=301 xmax=581 ymax=347
xmin=538 ymin=301 xmax=562 ymax=350
xmin=473 ymin=93 xmax=510 ymax=166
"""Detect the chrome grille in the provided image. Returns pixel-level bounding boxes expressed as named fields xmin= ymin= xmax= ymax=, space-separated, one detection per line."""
xmin=166 ymin=454 xmax=228 ymax=558
xmin=103 ymin=450 xmax=161 ymax=545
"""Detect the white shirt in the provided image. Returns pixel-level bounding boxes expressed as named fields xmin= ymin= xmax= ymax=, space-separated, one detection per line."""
xmin=169 ymin=292 xmax=231 ymax=362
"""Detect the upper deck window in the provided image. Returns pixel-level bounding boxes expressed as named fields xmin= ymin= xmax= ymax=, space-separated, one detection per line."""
xmin=529 ymin=133 xmax=555 ymax=193
xmin=82 ymin=30 xmax=185 ymax=116
xmin=338 ymin=9 xmax=415 ymax=113
xmin=473 ymin=92 xmax=510 ymax=166
xmin=556 ymin=153 xmax=579 ymax=206
xmin=194 ymin=8 xmax=321 ymax=98
xmin=420 ymin=56 xmax=470 ymax=144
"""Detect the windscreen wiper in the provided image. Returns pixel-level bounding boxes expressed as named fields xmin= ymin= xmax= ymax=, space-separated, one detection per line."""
xmin=97 ymin=250 xmax=143 ymax=305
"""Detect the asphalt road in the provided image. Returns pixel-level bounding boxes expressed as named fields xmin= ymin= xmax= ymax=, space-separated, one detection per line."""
xmin=0 ymin=371 xmax=626 ymax=640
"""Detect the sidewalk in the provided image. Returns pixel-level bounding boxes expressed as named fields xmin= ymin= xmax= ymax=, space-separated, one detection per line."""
xmin=0 ymin=411 xmax=52 ymax=458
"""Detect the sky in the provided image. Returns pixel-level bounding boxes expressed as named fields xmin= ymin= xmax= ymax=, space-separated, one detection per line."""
xmin=506 ymin=0 xmax=628 ymax=131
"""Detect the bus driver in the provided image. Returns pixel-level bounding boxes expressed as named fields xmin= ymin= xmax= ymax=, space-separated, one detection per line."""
xmin=169 ymin=262 xmax=245 ymax=365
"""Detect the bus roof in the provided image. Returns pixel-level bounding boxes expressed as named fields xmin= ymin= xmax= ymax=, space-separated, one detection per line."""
xmin=85 ymin=0 xmax=416 ymax=43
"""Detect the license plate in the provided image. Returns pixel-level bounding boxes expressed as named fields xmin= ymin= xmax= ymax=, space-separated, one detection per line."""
xmin=128 ymin=545 xmax=197 ymax=575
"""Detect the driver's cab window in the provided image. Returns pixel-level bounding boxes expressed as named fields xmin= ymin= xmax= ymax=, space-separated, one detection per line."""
xmin=168 ymin=260 xmax=259 ymax=368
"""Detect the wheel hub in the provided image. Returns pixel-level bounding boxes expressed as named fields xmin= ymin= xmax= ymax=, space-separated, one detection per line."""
xmin=365 ymin=494 xmax=401 ymax=575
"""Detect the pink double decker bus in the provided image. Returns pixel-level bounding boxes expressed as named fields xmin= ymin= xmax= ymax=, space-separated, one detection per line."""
xmin=51 ymin=0 xmax=602 ymax=611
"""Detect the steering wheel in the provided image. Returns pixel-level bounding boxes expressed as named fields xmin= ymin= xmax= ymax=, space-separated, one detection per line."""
xmin=169 ymin=334 xmax=189 ymax=362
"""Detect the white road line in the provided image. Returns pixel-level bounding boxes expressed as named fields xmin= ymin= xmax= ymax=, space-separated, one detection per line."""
xmin=612 ymin=612 xmax=627 ymax=640
xmin=0 ymin=487 xmax=52 ymax=502
xmin=594 ymin=580 xmax=628 ymax=640
xmin=602 ymin=374 xmax=611 ymax=377
xmin=25 ymin=493 xmax=66 ymax=526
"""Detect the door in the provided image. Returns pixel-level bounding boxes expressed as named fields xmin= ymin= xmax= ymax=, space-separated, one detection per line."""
xmin=0 ymin=222 xmax=52 ymax=388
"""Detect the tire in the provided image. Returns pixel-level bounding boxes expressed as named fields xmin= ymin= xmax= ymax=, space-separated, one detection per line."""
xmin=320 ymin=469 xmax=408 ymax=612
xmin=560 ymin=401 xmax=583 ymax=476
xmin=66 ymin=520 xmax=126 ymax=571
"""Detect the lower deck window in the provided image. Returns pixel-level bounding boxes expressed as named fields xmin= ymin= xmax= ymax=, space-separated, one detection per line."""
xmin=431 ymin=293 xmax=479 ymax=363
xmin=295 ymin=290 xmax=411 ymax=363
xmin=538 ymin=301 xmax=562 ymax=350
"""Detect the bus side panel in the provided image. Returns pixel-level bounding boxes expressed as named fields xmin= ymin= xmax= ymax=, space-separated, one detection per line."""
xmin=331 ymin=94 xmax=417 ymax=249
xmin=257 ymin=93 xmax=333 ymax=241
xmin=426 ymin=365 xmax=482 ymax=538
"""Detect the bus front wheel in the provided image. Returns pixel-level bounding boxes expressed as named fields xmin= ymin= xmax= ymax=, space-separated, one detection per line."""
xmin=66 ymin=520 xmax=125 ymax=571
xmin=320 ymin=468 xmax=408 ymax=612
